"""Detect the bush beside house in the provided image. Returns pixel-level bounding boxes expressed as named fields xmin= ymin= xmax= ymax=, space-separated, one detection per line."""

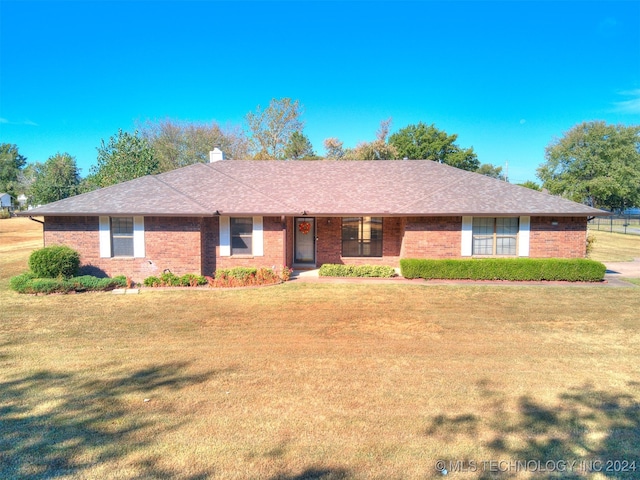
xmin=400 ymin=258 xmax=606 ymax=282
xmin=10 ymin=245 xmax=127 ymax=294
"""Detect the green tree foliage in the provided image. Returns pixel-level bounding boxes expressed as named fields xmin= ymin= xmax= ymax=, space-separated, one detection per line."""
xmin=517 ymin=180 xmax=541 ymax=191
xmin=0 ymin=143 xmax=27 ymax=197
xmin=537 ymin=121 xmax=640 ymax=210
xmin=388 ymin=122 xmax=479 ymax=171
xmin=89 ymin=129 xmax=159 ymax=188
xmin=139 ymin=118 xmax=250 ymax=170
xmin=476 ymin=163 xmax=505 ymax=180
xmin=343 ymin=118 xmax=399 ymax=160
xmin=323 ymin=137 xmax=345 ymax=160
xmin=283 ymin=131 xmax=317 ymax=160
xmin=29 ymin=152 xmax=80 ymax=204
xmin=246 ymin=98 xmax=304 ymax=160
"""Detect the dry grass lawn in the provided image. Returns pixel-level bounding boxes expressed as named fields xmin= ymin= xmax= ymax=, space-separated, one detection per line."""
xmin=1 ymin=218 xmax=639 ymax=479
xmin=588 ymin=229 xmax=640 ymax=262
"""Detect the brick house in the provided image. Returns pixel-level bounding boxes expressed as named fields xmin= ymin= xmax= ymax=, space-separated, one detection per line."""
xmin=20 ymin=156 xmax=606 ymax=281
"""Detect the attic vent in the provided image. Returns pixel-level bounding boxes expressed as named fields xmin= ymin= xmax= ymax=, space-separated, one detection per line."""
xmin=209 ymin=146 xmax=225 ymax=162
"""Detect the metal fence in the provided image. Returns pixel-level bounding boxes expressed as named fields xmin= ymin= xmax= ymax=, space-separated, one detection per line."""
xmin=588 ymin=215 xmax=640 ymax=235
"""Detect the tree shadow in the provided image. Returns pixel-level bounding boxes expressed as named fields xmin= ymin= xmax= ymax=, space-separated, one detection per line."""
xmin=0 ymin=362 xmax=220 ymax=478
xmin=268 ymin=467 xmax=351 ymax=480
xmin=425 ymin=381 xmax=640 ymax=479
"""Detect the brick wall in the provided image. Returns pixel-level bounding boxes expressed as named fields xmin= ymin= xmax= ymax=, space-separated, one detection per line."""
xmin=316 ymin=217 xmax=404 ymax=266
xmin=44 ymin=216 xmax=203 ymax=281
xmin=43 ymin=214 xmax=589 ymax=281
xmin=402 ymin=216 xmax=462 ymax=259
xmin=214 ymin=216 xmax=286 ymax=271
xmin=529 ymin=216 xmax=587 ymax=258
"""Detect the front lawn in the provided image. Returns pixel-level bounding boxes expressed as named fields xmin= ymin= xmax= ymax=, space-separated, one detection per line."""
xmin=1 ymin=218 xmax=639 ymax=479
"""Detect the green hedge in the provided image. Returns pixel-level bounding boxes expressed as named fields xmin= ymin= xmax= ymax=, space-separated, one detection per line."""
xmin=9 ymin=273 xmax=127 ymax=294
xmin=28 ymin=245 xmax=80 ymax=278
xmin=318 ymin=264 xmax=397 ymax=278
xmin=143 ymin=272 xmax=207 ymax=287
xmin=399 ymin=258 xmax=606 ymax=282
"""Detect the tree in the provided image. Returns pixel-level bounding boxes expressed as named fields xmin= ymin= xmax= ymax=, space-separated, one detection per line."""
xmin=89 ymin=129 xmax=159 ymax=188
xmin=518 ymin=180 xmax=541 ymax=191
xmin=283 ymin=131 xmax=317 ymax=160
xmin=139 ymin=118 xmax=250 ymax=171
xmin=537 ymin=121 xmax=640 ymax=210
xmin=476 ymin=163 xmax=506 ymax=180
xmin=29 ymin=153 xmax=80 ymax=205
xmin=245 ymin=98 xmax=304 ymax=160
xmin=388 ymin=122 xmax=479 ymax=171
xmin=0 ymin=143 xmax=27 ymax=197
xmin=344 ymin=118 xmax=399 ymax=160
xmin=323 ymin=137 xmax=345 ymax=160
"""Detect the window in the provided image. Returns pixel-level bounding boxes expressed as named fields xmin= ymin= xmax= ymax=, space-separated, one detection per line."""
xmin=472 ymin=217 xmax=518 ymax=256
xmin=342 ymin=217 xmax=383 ymax=257
xmin=219 ymin=216 xmax=263 ymax=257
xmin=111 ymin=217 xmax=134 ymax=256
xmin=231 ymin=217 xmax=253 ymax=255
xmin=99 ymin=216 xmax=145 ymax=258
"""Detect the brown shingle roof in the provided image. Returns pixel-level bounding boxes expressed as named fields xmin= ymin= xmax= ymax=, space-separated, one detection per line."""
xmin=20 ymin=160 xmax=607 ymax=217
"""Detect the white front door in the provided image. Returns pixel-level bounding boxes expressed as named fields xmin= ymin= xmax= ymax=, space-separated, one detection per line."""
xmin=294 ymin=217 xmax=315 ymax=265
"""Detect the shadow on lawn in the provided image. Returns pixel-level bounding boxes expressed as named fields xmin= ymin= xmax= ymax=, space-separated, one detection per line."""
xmin=0 ymin=362 xmax=218 ymax=479
xmin=426 ymin=381 xmax=640 ymax=479
xmin=268 ymin=467 xmax=351 ymax=480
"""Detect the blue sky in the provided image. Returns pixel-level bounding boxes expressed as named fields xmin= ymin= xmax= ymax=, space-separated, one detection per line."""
xmin=1 ymin=0 xmax=639 ymax=184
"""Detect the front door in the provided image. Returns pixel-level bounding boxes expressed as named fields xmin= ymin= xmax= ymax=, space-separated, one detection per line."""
xmin=294 ymin=217 xmax=315 ymax=265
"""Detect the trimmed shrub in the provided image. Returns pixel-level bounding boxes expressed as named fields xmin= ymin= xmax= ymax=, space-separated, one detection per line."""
xmin=9 ymin=272 xmax=38 ymax=293
xmin=210 ymin=267 xmax=285 ymax=288
xmin=400 ymin=258 xmax=606 ymax=282
xmin=10 ymin=272 xmax=127 ymax=294
xmin=68 ymin=275 xmax=127 ymax=292
xmin=28 ymin=245 xmax=80 ymax=278
xmin=215 ymin=267 xmax=258 ymax=281
xmin=318 ymin=264 xmax=397 ymax=278
xmin=143 ymin=273 xmax=207 ymax=287
xmin=179 ymin=274 xmax=207 ymax=287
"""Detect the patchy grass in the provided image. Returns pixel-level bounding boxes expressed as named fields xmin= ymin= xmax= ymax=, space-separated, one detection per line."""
xmin=588 ymin=229 xmax=640 ymax=262
xmin=1 ymin=218 xmax=639 ymax=478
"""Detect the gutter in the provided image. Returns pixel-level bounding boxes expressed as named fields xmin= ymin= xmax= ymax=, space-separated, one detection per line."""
xmin=28 ymin=216 xmax=44 ymax=225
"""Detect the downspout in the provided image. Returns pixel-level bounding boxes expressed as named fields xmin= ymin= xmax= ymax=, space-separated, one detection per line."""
xmin=282 ymin=215 xmax=287 ymax=269
xmin=28 ymin=216 xmax=45 ymax=247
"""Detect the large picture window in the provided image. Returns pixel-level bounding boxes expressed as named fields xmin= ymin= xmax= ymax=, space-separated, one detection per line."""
xmin=231 ymin=217 xmax=253 ymax=255
xmin=342 ymin=217 xmax=383 ymax=257
xmin=472 ymin=217 xmax=518 ymax=256
xmin=111 ymin=217 xmax=134 ymax=257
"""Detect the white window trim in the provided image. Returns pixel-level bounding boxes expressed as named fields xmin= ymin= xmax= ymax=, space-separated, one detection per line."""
xmin=99 ymin=216 xmax=145 ymax=258
xmin=462 ymin=216 xmax=530 ymax=257
xmin=220 ymin=216 xmax=264 ymax=257
xmin=220 ymin=216 xmax=231 ymax=257
xmin=461 ymin=216 xmax=473 ymax=257
xmin=518 ymin=216 xmax=530 ymax=257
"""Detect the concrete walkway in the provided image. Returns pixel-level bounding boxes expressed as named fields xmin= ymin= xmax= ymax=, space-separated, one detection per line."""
xmin=290 ymin=259 xmax=640 ymax=287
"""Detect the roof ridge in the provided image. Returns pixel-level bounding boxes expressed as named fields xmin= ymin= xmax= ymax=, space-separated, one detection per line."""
xmin=398 ymin=163 xmax=474 ymax=212
xmin=204 ymin=162 xmax=301 ymax=213
xmin=153 ymin=165 xmax=214 ymax=214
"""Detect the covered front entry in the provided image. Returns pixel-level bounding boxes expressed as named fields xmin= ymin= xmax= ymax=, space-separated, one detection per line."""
xmin=294 ymin=217 xmax=316 ymax=266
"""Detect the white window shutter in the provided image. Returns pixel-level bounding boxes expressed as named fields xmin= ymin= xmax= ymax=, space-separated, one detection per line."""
xmin=133 ymin=216 xmax=145 ymax=257
xmin=253 ymin=216 xmax=264 ymax=256
xmin=220 ymin=216 xmax=230 ymax=257
xmin=518 ymin=216 xmax=530 ymax=257
xmin=99 ymin=216 xmax=111 ymax=258
xmin=461 ymin=216 xmax=473 ymax=257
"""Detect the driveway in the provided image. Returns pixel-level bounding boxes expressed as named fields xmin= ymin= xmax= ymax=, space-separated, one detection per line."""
xmin=604 ymin=258 xmax=640 ymax=278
